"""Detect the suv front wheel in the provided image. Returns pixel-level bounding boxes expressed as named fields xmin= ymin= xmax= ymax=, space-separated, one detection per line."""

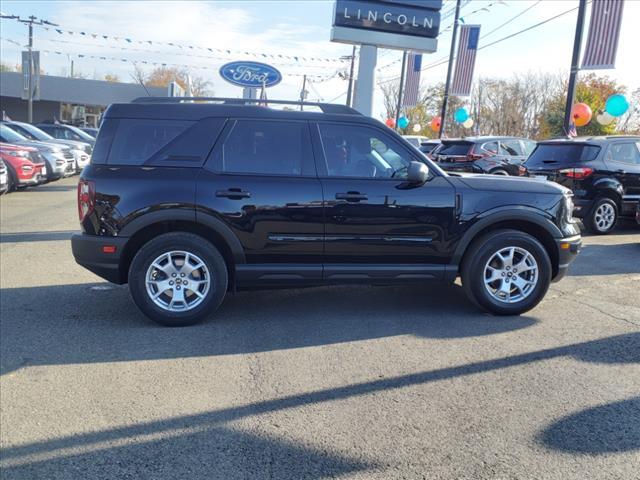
xmin=462 ymin=230 xmax=552 ymax=315
xmin=129 ymin=232 xmax=228 ymax=326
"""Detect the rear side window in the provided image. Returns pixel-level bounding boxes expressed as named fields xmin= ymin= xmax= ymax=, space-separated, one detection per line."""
xmin=500 ymin=140 xmax=524 ymax=156
xmin=215 ymin=120 xmax=311 ymax=176
xmin=108 ymin=119 xmax=193 ymax=165
xmin=480 ymin=141 xmax=498 ymax=154
xmin=437 ymin=142 xmax=472 ymax=156
xmin=605 ymin=143 xmax=640 ymax=165
xmin=525 ymin=144 xmax=601 ymax=168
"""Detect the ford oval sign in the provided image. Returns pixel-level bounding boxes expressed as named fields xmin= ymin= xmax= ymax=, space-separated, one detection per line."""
xmin=219 ymin=61 xmax=282 ymax=88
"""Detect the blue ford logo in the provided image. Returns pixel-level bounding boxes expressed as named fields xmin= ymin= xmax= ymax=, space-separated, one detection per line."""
xmin=219 ymin=61 xmax=282 ymax=88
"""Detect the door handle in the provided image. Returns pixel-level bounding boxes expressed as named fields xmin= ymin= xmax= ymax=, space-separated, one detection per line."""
xmin=335 ymin=192 xmax=367 ymax=202
xmin=616 ymin=169 xmax=626 ymax=174
xmin=216 ymin=188 xmax=251 ymax=199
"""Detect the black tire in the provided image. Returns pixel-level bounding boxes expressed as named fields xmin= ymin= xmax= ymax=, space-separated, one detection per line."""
xmin=6 ymin=166 xmax=17 ymax=193
xmin=461 ymin=229 xmax=552 ymax=316
xmin=128 ymin=232 xmax=228 ymax=327
xmin=584 ymin=197 xmax=618 ymax=235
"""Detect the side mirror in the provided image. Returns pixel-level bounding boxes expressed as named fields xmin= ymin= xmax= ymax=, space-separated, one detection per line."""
xmin=407 ymin=161 xmax=429 ymax=184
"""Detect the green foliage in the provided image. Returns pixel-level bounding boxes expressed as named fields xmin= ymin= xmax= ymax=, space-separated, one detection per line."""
xmin=538 ymin=74 xmax=624 ymax=137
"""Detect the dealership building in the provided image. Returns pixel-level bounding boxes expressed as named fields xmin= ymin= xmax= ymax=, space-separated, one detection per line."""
xmin=0 ymin=72 xmax=165 ymax=126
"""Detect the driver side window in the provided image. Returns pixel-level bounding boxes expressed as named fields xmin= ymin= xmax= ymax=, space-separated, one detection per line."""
xmin=318 ymin=124 xmax=412 ymax=179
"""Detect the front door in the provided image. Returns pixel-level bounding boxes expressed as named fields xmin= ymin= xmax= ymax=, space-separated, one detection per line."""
xmin=312 ymin=121 xmax=456 ymax=282
xmin=197 ymin=118 xmax=324 ymax=285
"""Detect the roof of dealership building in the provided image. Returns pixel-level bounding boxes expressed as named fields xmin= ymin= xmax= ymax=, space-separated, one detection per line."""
xmin=0 ymin=71 xmax=165 ymax=106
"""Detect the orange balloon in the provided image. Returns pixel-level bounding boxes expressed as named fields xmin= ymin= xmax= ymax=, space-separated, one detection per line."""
xmin=430 ymin=116 xmax=441 ymax=132
xmin=572 ymin=103 xmax=592 ymax=127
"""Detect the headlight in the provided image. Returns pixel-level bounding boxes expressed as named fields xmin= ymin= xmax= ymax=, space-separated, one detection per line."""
xmin=564 ymin=194 xmax=574 ymax=222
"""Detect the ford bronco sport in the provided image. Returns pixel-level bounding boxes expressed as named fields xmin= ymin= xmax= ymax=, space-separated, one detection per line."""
xmin=72 ymin=98 xmax=581 ymax=326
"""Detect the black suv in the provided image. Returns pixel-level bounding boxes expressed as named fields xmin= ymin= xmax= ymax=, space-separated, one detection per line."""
xmin=432 ymin=136 xmax=536 ymax=176
xmin=71 ymin=98 xmax=581 ymax=326
xmin=524 ymin=136 xmax=640 ymax=234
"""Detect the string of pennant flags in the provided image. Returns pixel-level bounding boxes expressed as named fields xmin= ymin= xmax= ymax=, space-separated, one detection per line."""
xmin=0 ymin=37 xmax=342 ymax=83
xmin=33 ymin=23 xmax=349 ymax=64
xmin=39 ymin=38 xmax=333 ymax=70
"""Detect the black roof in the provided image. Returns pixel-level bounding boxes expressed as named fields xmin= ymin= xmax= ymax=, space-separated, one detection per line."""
xmin=105 ymin=97 xmax=380 ymax=126
xmin=538 ymin=135 xmax=640 ymax=145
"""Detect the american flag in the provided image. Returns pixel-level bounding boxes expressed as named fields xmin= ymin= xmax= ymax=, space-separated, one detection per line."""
xmin=451 ymin=25 xmax=481 ymax=97
xmin=567 ymin=122 xmax=578 ymax=138
xmin=582 ymin=0 xmax=625 ymax=69
xmin=402 ymin=53 xmax=422 ymax=108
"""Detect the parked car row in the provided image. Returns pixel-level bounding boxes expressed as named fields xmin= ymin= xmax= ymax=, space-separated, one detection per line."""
xmin=408 ymin=134 xmax=640 ymax=234
xmin=0 ymin=121 xmax=97 ymax=194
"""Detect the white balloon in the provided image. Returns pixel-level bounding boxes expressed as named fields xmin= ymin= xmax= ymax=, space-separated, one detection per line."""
xmin=462 ymin=118 xmax=474 ymax=128
xmin=596 ymin=112 xmax=614 ymax=125
xmin=412 ymin=123 xmax=422 ymax=133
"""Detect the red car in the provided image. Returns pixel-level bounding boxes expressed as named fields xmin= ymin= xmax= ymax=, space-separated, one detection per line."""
xmin=0 ymin=143 xmax=47 ymax=191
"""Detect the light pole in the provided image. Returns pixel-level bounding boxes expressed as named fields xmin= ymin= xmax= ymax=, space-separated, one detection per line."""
xmin=341 ymin=46 xmax=357 ymax=107
xmin=0 ymin=15 xmax=58 ymax=122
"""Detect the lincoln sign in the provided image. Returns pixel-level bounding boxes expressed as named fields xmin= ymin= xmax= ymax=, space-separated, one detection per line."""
xmin=331 ymin=0 xmax=442 ymax=53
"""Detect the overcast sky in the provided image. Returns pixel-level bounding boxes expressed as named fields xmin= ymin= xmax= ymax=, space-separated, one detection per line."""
xmin=1 ymin=0 xmax=638 ymax=120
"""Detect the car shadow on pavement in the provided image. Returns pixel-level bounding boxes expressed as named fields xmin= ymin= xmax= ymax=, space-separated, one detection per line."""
xmin=1 ymin=332 xmax=637 ymax=479
xmin=540 ymin=397 xmax=640 ymax=454
xmin=0 ymin=230 xmax=75 ymax=243
xmin=568 ymin=242 xmax=640 ymax=276
xmin=0 ymin=282 xmax=536 ymax=375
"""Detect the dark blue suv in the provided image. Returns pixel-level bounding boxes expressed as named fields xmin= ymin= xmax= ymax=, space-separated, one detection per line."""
xmin=72 ymin=98 xmax=581 ymax=326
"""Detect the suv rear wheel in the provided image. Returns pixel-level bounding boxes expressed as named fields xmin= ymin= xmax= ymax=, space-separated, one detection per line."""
xmin=129 ymin=232 xmax=228 ymax=326
xmin=585 ymin=197 xmax=618 ymax=235
xmin=462 ymin=230 xmax=552 ymax=315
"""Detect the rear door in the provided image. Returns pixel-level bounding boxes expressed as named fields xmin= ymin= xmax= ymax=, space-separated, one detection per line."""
xmin=604 ymin=141 xmax=640 ymax=214
xmin=197 ymin=118 xmax=324 ymax=285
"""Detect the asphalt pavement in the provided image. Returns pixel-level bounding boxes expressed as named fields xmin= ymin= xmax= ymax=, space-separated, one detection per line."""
xmin=1 ymin=176 xmax=639 ymax=480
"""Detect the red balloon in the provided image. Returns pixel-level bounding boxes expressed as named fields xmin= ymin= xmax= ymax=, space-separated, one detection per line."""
xmin=571 ymin=103 xmax=592 ymax=127
xmin=385 ymin=118 xmax=395 ymax=128
xmin=430 ymin=116 xmax=441 ymax=132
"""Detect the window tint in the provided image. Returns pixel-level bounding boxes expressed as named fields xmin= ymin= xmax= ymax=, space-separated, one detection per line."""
xmin=437 ymin=141 xmax=473 ymax=156
xmin=606 ymin=143 xmax=640 ymax=165
xmin=319 ymin=124 xmax=412 ymax=179
xmin=215 ymin=120 xmax=309 ymax=176
xmin=108 ymin=119 xmax=192 ymax=165
xmin=500 ymin=140 xmax=524 ymax=156
xmin=525 ymin=144 xmax=601 ymax=167
xmin=481 ymin=141 xmax=498 ymax=154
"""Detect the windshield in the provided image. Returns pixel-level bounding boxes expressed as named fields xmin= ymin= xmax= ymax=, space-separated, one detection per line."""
xmin=0 ymin=124 xmax=28 ymax=143
xmin=525 ymin=144 xmax=601 ymax=167
xmin=435 ymin=142 xmax=472 ymax=156
xmin=12 ymin=123 xmax=53 ymax=141
xmin=66 ymin=125 xmax=96 ymax=141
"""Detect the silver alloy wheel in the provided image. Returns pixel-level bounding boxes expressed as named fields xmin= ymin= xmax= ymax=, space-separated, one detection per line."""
xmin=483 ymin=246 xmax=538 ymax=304
xmin=492 ymin=170 xmax=509 ymax=176
xmin=145 ymin=250 xmax=211 ymax=312
xmin=594 ymin=203 xmax=616 ymax=231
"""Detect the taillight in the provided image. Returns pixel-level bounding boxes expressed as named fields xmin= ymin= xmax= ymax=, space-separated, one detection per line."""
xmin=558 ymin=167 xmax=593 ymax=179
xmin=467 ymin=153 xmax=486 ymax=161
xmin=77 ymin=180 xmax=95 ymax=222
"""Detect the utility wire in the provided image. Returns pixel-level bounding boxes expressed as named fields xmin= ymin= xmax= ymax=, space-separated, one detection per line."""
xmin=378 ymin=2 xmax=583 ymax=85
xmin=481 ymin=0 xmax=541 ymax=39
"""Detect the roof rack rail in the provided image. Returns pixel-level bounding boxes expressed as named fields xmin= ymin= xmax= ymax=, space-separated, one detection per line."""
xmin=130 ymin=96 xmax=362 ymax=115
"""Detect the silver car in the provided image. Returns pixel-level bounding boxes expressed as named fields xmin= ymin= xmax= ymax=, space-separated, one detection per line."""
xmin=2 ymin=121 xmax=92 ymax=173
xmin=0 ymin=124 xmax=74 ymax=180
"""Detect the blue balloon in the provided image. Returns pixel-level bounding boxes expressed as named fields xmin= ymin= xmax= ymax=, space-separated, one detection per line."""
xmin=398 ymin=116 xmax=409 ymax=129
xmin=454 ymin=107 xmax=469 ymax=123
xmin=605 ymin=94 xmax=629 ymax=117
